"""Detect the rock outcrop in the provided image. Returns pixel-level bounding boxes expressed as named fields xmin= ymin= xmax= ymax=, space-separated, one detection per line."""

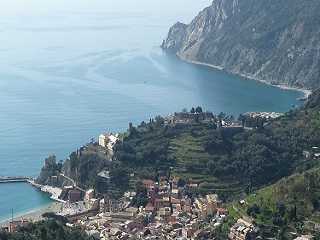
xmin=162 ymin=0 xmax=320 ymax=90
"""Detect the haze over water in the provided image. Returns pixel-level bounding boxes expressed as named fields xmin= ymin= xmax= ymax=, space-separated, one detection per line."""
xmin=0 ymin=0 xmax=302 ymax=221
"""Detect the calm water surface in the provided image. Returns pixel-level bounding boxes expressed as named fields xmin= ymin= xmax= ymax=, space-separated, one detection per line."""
xmin=0 ymin=0 xmax=302 ymax=221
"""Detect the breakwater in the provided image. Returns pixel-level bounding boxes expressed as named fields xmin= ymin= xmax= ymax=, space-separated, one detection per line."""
xmin=0 ymin=177 xmax=33 ymax=184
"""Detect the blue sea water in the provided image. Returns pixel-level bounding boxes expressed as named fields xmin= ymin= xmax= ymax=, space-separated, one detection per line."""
xmin=0 ymin=0 xmax=302 ymax=221
xmin=0 ymin=183 xmax=52 ymax=223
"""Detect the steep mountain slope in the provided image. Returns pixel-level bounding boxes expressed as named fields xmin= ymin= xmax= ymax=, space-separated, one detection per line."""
xmin=227 ymin=167 xmax=320 ymax=238
xmin=162 ymin=0 xmax=320 ymax=89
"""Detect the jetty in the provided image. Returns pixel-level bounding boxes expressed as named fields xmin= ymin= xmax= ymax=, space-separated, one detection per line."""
xmin=0 ymin=176 xmax=34 ymax=184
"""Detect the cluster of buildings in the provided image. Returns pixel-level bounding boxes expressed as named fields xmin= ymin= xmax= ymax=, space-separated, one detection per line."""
xmin=62 ymin=176 xmax=230 ymax=240
xmin=163 ymin=111 xmax=245 ymax=134
xmin=240 ymin=112 xmax=283 ymax=128
xmin=242 ymin=112 xmax=283 ymax=120
xmin=1 ymin=219 xmax=30 ymax=233
xmin=164 ymin=112 xmax=216 ymax=125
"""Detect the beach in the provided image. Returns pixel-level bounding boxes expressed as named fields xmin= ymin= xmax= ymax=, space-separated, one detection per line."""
xmin=0 ymin=202 xmax=63 ymax=227
xmin=0 ymin=182 xmax=65 ymax=228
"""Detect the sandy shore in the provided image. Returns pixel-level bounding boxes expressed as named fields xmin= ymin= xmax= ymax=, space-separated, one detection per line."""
xmin=0 ymin=202 xmax=63 ymax=227
xmin=0 ymin=181 xmax=68 ymax=228
xmin=178 ymin=55 xmax=312 ymax=99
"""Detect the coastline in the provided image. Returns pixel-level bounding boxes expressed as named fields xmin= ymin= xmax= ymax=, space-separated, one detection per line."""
xmin=28 ymin=180 xmax=65 ymax=203
xmin=0 ymin=181 xmax=65 ymax=227
xmin=178 ymin=55 xmax=312 ymax=100
xmin=0 ymin=202 xmax=63 ymax=227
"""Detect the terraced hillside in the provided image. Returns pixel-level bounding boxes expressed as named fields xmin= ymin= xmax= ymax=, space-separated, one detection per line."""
xmin=226 ymin=167 xmax=320 ymax=238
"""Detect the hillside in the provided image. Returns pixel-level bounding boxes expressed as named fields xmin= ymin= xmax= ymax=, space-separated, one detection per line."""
xmin=226 ymin=167 xmax=320 ymax=239
xmin=37 ymin=90 xmax=320 ymax=201
xmin=114 ymin=90 xmax=320 ymax=197
xmin=162 ymin=0 xmax=320 ymax=90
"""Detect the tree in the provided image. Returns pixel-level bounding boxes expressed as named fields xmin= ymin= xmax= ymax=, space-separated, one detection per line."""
xmin=177 ymin=178 xmax=187 ymax=187
xmin=195 ymin=106 xmax=203 ymax=113
xmin=131 ymin=181 xmax=148 ymax=207
xmin=314 ymin=232 xmax=320 ymax=240
xmin=218 ymin=112 xmax=226 ymax=120
xmin=1 ymin=220 xmax=91 ymax=240
xmin=276 ymin=202 xmax=286 ymax=217
xmin=288 ymin=205 xmax=297 ymax=222
xmin=247 ymin=204 xmax=261 ymax=217
xmin=110 ymin=165 xmax=129 ymax=194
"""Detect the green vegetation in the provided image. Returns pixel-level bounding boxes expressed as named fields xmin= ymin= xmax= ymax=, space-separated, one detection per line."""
xmin=226 ymin=167 xmax=320 ymax=238
xmin=33 ymin=90 xmax=320 ymax=238
xmin=130 ymin=181 xmax=148 ymax=208
xmin=113 ymin=92 xmax=320 ymax=198
xmin=37 ymin=156 xmax=62 ymax=186
xmin=0 ymin=220 xmax=91 ymax=240
xmin=38 ymin=90 xmax=320 ymax=204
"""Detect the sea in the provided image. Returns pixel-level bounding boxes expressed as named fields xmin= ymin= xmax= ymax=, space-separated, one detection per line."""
xmin=0 ymin=0 xmax=303 ymax=222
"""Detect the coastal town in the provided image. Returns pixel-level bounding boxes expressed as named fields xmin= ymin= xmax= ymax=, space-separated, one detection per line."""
xmin=1 ymin=172 xmax=258 ymax=240
xmin=3 ymin=0 xmax=320 ymax=239
xmin=1 ymin=109 xmax=316 ymax=240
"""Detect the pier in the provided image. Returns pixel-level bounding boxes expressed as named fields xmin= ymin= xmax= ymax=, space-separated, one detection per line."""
xmin=0 ymin=176 xmax=33 ymax=184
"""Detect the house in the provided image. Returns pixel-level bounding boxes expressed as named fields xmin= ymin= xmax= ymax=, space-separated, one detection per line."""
xmin=154 ymin=198 xmax=170 ymax=210
xmin=171 ymin=197 xmax=181 ymax=205
xmin=142 ymin=179 xmax=155 ymax=189
xmin=171 ymin=188 xmax=180 ymax=198
xmin=125 ymin=220 xmax=143 ymax=231
xmin=194 ymin=194 xmax=220 ymax=218
xmin=125 ymin=207 xmax=138 ymax=215
xmin=98 ymin=133 xmax=119 ymax=153
xmin=145 ymin=202 xmax=155 ymax=213
xmin=8 ymin=220 xmax=29 ymax=233
xmin=182 ymin=227 xmax=195 ymax=239
xmin=241 ymin=112 xmax=283 ymax=128
xmin=188 ymin=182 xmax=198 ymax=188
xmin=103 ymin=196 xmax=120 ymax=213
xmin=85 ymin=189 xmax=95 ymax=202
xmin=68 ymin=189 xmax=82 ymax=203
xmin=229 ymin=218 xmax=257 ymax=240
xmin=206 ymin=194 xmax=220 ymax=204
xmin=217 ymin=208 xmax=229 ymax=217
xmin=157 ymin=207 xmax=171 ymax=218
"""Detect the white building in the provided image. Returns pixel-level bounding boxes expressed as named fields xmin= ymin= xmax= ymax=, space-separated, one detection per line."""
xmin=85 ymin=189 xmax=95 ymax=202
xmin=98 ymin=133 xmax=119 ymax=153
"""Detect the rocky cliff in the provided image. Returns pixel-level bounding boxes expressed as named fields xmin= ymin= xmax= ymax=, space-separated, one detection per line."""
xmin=162 ymin=0 xmax=320 ymax=90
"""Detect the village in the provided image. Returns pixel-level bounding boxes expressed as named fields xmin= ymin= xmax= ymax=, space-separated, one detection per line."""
xmin=1 ymin=141 xmax=259 ymax=239
xmin=12 ymin=174 xmax=258 ymax=240
xmin=2 ymin=109 xmax=316 ymax=240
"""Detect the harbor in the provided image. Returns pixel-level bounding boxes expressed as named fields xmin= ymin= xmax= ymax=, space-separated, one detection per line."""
xmin=0 ymin=177 xmax=33 ymax=184
xmin=0 ymin=175 xmax=65 ymax=204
